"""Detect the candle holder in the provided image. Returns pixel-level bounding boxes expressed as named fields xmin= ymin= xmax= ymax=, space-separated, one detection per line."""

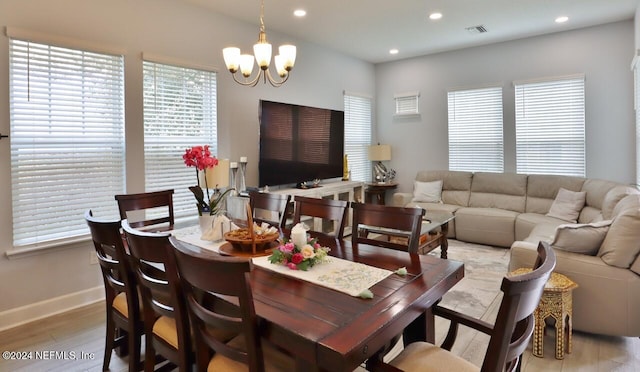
xmin=230 ymin=163 xmax=239 ymax=196
xmin=239 ymin=160 xmax=247 ymax=194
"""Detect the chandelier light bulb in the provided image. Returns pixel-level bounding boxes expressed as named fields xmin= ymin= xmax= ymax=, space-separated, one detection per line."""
xmin=222 ymin=47 xmax=240 ymax=73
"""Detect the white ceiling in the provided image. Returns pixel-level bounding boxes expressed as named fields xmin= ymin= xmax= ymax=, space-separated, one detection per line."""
xmin=184 ymin=0 xmax=639 ymax=64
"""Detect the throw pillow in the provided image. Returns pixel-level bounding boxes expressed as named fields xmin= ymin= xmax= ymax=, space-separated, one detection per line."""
xmin=551 ymin=220 xmax=611 ymax=255
xmin=546 ymin=188 xmax=586 ymax=223
xmin=598 ymin=207 xmax=640 ymax=268
xmin=411 ymin=180 xmax=443 ymax=203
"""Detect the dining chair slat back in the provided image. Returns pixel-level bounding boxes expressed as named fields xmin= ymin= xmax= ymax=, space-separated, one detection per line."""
xmin=248 ymin=191 xmax=291 ymax=229
xmin=115 ymin=189 xmax=175 ymax=229
xmin=85 ymin=210 xmax=143 ymax=372
xmin=368 ymin=241 xmax=556 ymax=372
xmin=292 ymin=196 xmax=349 ymax=239
xmin=351 ymin=202 xmax=425 ymax=253
xmin=171 ymin=239 xmax=295 ymax=372
xmin=121 ymin=219 xmax=191 ymax=371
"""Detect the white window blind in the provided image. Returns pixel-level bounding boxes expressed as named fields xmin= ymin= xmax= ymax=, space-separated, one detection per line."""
xmin=9 ymin=39 xmax=125 ymax=249
xmin=448 ymin=86 xmax=504 ymax=172
xmin=394 ymin=92 xmax=420 ymax=116
xmin=515 ymin=76 xmax=585 ymax=177
xmin=143 ymin=61 xmax=217 ymax=220
xmin=344 ymin=92 xmax=372 ymax=182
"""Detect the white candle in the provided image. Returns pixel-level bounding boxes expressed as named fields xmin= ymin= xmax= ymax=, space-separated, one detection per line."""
xmin=240 ymin=156 xmax=247 ymax=163
xmin=290 ymin=223 xmax=307 ymax=247
xmin=230 ymin=162 xmax=238 ymax=168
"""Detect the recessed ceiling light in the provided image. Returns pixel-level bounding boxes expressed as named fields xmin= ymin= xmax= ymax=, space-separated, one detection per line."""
xmin=294 ymin=9 xmax=306 ymax=17
xmin=429 ymin=12 xmax=443 ymax=20
xmin=555 ymin=16 xmax=569 ymax=23
xmin=389 ymin=49 xmax=399 ymax=55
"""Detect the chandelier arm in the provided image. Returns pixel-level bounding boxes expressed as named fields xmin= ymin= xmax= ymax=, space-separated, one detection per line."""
xmin=231 ymin=71 xmax=261 ymax=87
xmin=264 ymin=69 xmax=289 ymax=87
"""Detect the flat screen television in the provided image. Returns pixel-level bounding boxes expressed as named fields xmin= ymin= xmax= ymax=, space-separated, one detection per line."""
xmin=259 ymin=100 xmax=344 ymax=187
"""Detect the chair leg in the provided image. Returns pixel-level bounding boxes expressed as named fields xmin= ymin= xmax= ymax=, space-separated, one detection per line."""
xmin=116 ymin=328 xmax=130 ymax=357
xmin=103 ymin=313 xmax=115 ymax=371
xmin=144 ymin=336 xmax=156 ymax=372
xmin=128 ymin=324 xmax=141 ymax=372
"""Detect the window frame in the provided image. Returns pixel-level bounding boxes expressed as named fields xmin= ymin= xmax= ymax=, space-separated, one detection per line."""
xmin=8 ymin=34 xmax=125 ymax=253
xmin=447 ymin=85 xmax=504 ymax=173
xmin=344 ymin=91 xmax=373 ymax=182
xmin=514 ymin=74 xmax=586 ymax=177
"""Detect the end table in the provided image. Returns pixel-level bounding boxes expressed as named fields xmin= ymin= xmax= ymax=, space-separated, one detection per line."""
xmin=365 ymin=182 xmax=398 ymax=205
xmin=509 ymin=268 xmax=578 ymax=359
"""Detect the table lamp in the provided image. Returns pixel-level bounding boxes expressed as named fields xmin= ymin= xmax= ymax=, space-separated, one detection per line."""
xmin=368 ymin=144 xmax=392 ymax=183
xmin=199 ymin=158 xmax=230 ymax=191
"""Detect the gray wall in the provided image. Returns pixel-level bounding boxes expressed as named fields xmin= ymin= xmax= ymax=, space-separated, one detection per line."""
xmin=0 ymin=0 xmax=374 ymax=315
xmin=376 ymin=21 xmax=636 ymax=193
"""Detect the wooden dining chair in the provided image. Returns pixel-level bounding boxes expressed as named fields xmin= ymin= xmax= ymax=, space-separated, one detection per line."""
xmin=121 ymin=219 xmax=192 ymax=371
xmin=115 ymin=189 xmax=175 ymax=230
xmin=85 ymin=210 xmax=143 ymax=372
xmin=351 ymin=202 xmax=425 ymax=253
xmin=248 ymin=190 xmax=291 ymax=229
xmin=291 ymin=195 xmax=349 ymax=239
xmin=171 ymin=238 xmax=296 ymax=372
xmin=367 ymin=241 xmax=556 ymax=372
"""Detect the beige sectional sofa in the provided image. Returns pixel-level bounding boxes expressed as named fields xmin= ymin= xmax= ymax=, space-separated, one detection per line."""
xmin=393 ymin=170 xmax=640 ymax=337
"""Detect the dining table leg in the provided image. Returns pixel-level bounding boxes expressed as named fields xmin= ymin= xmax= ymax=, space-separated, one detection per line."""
xmin=403 ymin=306 xmax=436 ymax=346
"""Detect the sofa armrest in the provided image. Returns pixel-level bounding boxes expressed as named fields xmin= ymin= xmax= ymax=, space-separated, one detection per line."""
xmin=392 ymin=192 xmax=413 ymax=207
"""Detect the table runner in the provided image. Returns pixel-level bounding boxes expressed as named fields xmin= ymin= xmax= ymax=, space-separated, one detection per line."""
xmin=252 ymin=255 xmax=393 ymax=297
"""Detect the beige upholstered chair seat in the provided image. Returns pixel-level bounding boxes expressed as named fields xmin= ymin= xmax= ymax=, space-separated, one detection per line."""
xmin=152 ymin=316 xmax=236 ymax=350
xmin=389 ymin=342 xmax=477 ymax=372
xmin=112 ymin=292 xmax=129 ymax=317
xmin=207 ymin=334 xmax=296 ymax=372
xmin=152 ymin=316 xmax=179 ymax=348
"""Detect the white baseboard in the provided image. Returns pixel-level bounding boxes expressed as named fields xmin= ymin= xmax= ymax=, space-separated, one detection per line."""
xmin=0 ymin=286 xmax=105 ymax=332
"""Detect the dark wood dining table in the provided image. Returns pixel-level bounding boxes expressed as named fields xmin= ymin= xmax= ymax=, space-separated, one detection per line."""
xmin=177 ymin=232 xmax=464 ymax=372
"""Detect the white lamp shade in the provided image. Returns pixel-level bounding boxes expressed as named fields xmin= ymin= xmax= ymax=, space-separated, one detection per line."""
xmin=222 ymin=47 xmax=240 ymax=72
xmin=274 ymin=55 xmax=287 ymax=77
xmin=253 ymin=42 xmax=272 ymax=68
xmin=279 ymin=45 xmax=296 ymax=69
xmin=239 ymin=54 xmax=255 ymax=77
xmin=199 ymin=159 xmax=230 ymax=189
xmin=368 ymin=145 xmax=392 ymax=161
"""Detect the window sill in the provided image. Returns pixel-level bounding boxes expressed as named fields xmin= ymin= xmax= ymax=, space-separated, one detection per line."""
xmin=5 ymin=235 xmax=91 ymax=260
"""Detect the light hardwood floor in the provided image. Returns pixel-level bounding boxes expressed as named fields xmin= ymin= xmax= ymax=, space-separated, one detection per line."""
xmin=1 ymin=299 xmax=638 ymax=371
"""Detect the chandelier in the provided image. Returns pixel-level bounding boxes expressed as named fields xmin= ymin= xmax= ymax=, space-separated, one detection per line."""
xmin=222 ymin=0 xmax=297 ymax=87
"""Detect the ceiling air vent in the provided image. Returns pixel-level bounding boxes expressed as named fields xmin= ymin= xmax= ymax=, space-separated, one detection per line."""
xmin=465 ymin=25 xmax=488 ymax=34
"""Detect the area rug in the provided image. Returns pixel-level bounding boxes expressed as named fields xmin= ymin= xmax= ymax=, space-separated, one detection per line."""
xmin=428 ymin=240 xmax=511 ymax=319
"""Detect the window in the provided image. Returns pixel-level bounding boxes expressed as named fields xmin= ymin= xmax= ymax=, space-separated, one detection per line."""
xmin=344 ymin=92 xmax=372 ymax=182
xmin=447 ymin=86 xmax=504 ymax=172
xmin=515 ymin=75 xmax=585 ymax=177
xmin=143 ymin=60 xmax=217 ymax=220
xmin=9 ymin=38 xmax=125 ymax=249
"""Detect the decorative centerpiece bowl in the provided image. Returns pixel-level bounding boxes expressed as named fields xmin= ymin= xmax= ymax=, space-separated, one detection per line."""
xmin=223 ymin=227 xmax=280 ymax=252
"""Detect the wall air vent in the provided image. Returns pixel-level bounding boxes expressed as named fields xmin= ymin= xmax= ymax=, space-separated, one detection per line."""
xmin=465 ymin=25 xmax=488 ymax=34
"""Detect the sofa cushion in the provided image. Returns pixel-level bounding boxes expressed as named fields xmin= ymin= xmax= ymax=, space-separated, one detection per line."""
xmin=631 ymin=255 xmax=640 ymax=276
xmin=602 ymin=186 xmax=640 ymax=220
xmin=469 ymin=172 xmax=527 ymax=212
xmin=598 ymin=207 xmax=640 ymax=268
xmin=522 ymin=223 xmax=557 ymax=244
xmin=546 ymin=188 xmax=586 ymax=223
xmin=551 ymin=220 xmax=611 ymax=255
xmin=415 ymin=170 xmax=473 ymax=206
xmin=581 ymin=178 xmax=619 ymax=210
xmin=455 ymin=207 xmax=519 ymax=247
xmin=611 ymin=194 xmax=640 ymax=218
xmin=411 ymin=180 xmax=443 ymax=203
xmin=525 ymin=174 xmax=585 ymax=214
xmin=515 ymin=213 xmax=565 ymax=242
